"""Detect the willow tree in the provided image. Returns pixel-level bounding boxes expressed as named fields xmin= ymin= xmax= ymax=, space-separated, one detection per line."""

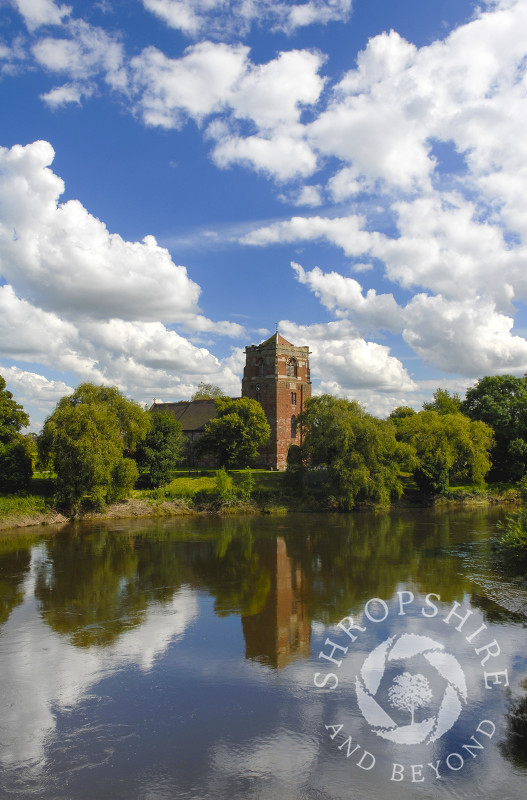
xmin=295 ymin=395 xmax=413 ymax=510
xmin=39 ymin=383 xmax=150 ymax=512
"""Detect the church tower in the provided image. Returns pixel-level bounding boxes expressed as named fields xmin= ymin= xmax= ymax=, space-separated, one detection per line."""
xmin=242 ymin=333 xmax=311 ymax=470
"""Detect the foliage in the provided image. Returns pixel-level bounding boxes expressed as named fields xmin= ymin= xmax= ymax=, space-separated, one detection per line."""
xmin=191 ymin=382 xmax=224 ymax=400
xmin=39 ymin=383 xmax=150 ymax=513
xmin=388 ymin=406 xmax=416 ymax=422
xmin=462 ymin=375 xmax=527 ymax=481
xmin=214 ymin=467 xmax=235 ymax=503
xmin=135 ymin=412 xmax=184 ymax=487
xmin=196 ymin=396 xmax=270 ymax=468
xmin=0 ymin=441 xmax=33 ymax=492
xmin=495 ymin=477 xmax=527 ymax=571
xmin=294 ymin=395 xmax=412 ymax=510
xmin=0 ymin=375 xmax=29 ymax=443
xmin=395 ymin=410 xmax=493 ymax=494
xmin=0 ymin=374 xmax=33 ymax=491
xmin=236 ymin=468 xmax=255 ymax=501
xmin=422 ymin=388 xmax=462 ymax=415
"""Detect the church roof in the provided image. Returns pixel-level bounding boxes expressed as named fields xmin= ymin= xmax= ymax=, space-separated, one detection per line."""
xmin=260 ymin=332 xmax=293 ymax=347
xmin=150 ymin=398 xmax=218 ymax=432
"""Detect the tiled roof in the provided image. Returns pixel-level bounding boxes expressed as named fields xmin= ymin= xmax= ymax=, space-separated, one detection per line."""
xmin=150 ymin=399 xmax=218 ymax=432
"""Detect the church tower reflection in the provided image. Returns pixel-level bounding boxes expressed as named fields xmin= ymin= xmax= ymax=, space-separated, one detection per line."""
xmin=242 ymin=537 xmax=310 ymax=669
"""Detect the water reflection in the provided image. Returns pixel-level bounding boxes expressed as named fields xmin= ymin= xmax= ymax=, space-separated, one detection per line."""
xmin=0 ymin=509 xmax=525 ymax=800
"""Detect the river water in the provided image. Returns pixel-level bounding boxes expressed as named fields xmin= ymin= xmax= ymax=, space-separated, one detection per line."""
xmin=0 ymin=509 xmax=526 ymax=800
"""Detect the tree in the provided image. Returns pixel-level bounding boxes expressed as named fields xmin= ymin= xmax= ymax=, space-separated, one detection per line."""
xmin=191 ymin=382 xmax=224 ymax=400
xmin=295 ymin=395 xmax=413 ymax=510
xmin=462 ymin=375 xmax=527 ymax=481
xmin=195 ymin=396 xmax=270 ymax=468
xmin=39 ymin=383 xmax=150 ymax=512
xmin=388 ymin=672 xmax=433 ymax=725
xmin=0 ymin=375 xmax=32 ymax=492
xmin=395 ymin=410 xmax=493 ymax=494
xmin=135 ymin=412 xmax=184 ymax=487
xmin=423 ymin=388 xmax=462 ymax=415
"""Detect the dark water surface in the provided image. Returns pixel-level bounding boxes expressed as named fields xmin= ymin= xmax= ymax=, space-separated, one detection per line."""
xmin=0 ymin=509 xmax=526 ymax=799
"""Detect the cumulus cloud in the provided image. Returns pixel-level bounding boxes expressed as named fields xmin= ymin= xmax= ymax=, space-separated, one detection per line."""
xmin=0 ymin=141 xmax=245 ymax=423
xmin=291 ymin=261 xmax=403 ymax=333
xmin=131 ymin=44 xmax=324 ymax=180
xmin=131 ymin=41 xmax=249 ymax=128
xmin=279 ymin=319 xmax=415 ymax=411
xmin=0 ymin=141 xmax=203 ymax=323
xmin=32 ymin=19 xmax=127 ymax=91
xmin=141 ymin=0 xmax=352 ymax=38
xmin=403 ymin=294 xmax=527 ymax=377
xmin=40 ymin=80 xmax=95 ymax=107
xmin=14 ymin=0 xmax=71 ymax=31
xmin=0 ymin=366 xmax=73 ymax=422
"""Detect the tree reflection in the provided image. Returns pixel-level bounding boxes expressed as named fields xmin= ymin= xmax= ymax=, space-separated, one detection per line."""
xmin=34 ymin=528 xmax=186 ymax=647
xmin=27 ymin=508 xmax=510 ymax=664
xmin=500 ymin=679 xmax=527 ymax=769
xmin=0 ymin=538 xmax=33 ymax=626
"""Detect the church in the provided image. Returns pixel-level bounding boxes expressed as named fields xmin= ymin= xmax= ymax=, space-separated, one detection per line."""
xmin=152 ymin=333 xmax=311 ymax=470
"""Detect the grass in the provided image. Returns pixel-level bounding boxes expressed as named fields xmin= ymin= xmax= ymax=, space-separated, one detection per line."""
xmin=0 ymin=493 xmax=50 ymax=518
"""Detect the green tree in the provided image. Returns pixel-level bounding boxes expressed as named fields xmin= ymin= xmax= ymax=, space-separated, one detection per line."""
xmin=191 ymin=382 xmax=224 ymax=400
xmin=423 ymin=388 xmax=462 ymax=415
xmin=135 ymin=412 xmax=184 ymax=487
xmin=296 ymin=395 xmax=412 ymax=510
xmin=39 ymin=383 xmax=150 ymax=512
xmin=0 ymin=375 xmax=32 ymax=492
xmin=196 ymin=396 xmax=270 ymax=468
xmin=395 ymin=410 xmax=493 ymax=494
xmin=462 ymin=375 xmax=527 ymax=481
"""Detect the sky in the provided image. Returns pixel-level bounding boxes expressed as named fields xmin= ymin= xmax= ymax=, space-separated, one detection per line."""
xmin=1 ymin=0 xmax=527 ymax=430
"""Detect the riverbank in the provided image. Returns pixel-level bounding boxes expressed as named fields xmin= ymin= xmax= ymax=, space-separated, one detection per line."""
xmin=0 ymin=474 xmax=519 ymax=531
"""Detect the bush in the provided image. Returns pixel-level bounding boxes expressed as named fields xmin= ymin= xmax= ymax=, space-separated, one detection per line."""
xmin=495 ymin=478 xmax=527 ymax=571
xmin=0 ymin=441 xmax=33 ymax=492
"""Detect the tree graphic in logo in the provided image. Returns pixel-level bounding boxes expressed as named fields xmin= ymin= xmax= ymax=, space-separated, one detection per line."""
xmin=355 ymin=633 xmax=467 ymax=745
xmin=388 ymin=672 xmax=433 ymax=726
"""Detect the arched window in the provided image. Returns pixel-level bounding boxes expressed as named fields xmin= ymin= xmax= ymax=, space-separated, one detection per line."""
xmin=291 ymin=415 xmax=297 ymax=438
xmin=286 ymin=357 xmax=297 ymax=377
xmin=257 ymin=358 xmax=265 ymax=377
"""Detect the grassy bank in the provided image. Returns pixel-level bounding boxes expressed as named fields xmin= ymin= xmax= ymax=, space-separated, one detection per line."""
xmin=0 ymin=470 xmax=521 ymax=531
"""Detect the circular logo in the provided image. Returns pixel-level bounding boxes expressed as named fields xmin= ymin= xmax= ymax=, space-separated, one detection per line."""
xmin=355 ymin=633 xmax=468 ymax=745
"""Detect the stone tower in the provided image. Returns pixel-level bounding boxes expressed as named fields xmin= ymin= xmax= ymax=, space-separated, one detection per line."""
xmin=242 ymin=332 xmax=311 ymax=470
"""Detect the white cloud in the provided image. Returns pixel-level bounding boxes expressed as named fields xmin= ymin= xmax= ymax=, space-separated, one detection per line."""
xmin=0 ymin=366 xmax=73 ymax=421
xmin=131 ymin=41 xmax=249 ymax=128
xmin=402 ymin=294 xmax=527 ymax=376
xmin=279 ymin=318 xmax=415 ymax=403
xmin=0 ymin=140 xmax=246 ymax=424
xmin=40 ymin=81 xmax=93 ymax=107
xmin=0 ymin=141 xmax=202 ymax=323
xmin=241 ymin=213 xmax=373 ymax=254
xmin=291 ymin=261 xmax=403 ymax=333
xmin=15 ymin=0 xmax=71 ymax=31
xmin=141 ymin=0 xmax=352 ymax=38
xmin=33 ymin=19 xmax=127 ymax=91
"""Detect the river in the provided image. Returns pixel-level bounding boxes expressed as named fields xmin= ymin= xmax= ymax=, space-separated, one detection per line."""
xmin=0 ymin=509 xmax=526 ymax=799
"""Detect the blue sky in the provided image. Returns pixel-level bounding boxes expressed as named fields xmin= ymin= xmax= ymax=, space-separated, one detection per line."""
xmin=1 ymin=0 xmax=527 ymax=429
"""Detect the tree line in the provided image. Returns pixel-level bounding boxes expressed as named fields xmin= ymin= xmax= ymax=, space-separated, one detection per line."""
xmin=2 ymin=373 xmax=527 ymax=514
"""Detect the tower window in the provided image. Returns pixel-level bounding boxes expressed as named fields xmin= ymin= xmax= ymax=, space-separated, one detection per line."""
xmin=291 ymin=415 xmax=297 ymax=438
xmin=256 ymin=392 xmax=262 ymax=403
xmin=286 ymin=358 xmax=297 ymax=377
xmin=291 ymin=391 xmax=296 ymax=406
xmin=257 ymin=358 xmax=265 ymax=377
